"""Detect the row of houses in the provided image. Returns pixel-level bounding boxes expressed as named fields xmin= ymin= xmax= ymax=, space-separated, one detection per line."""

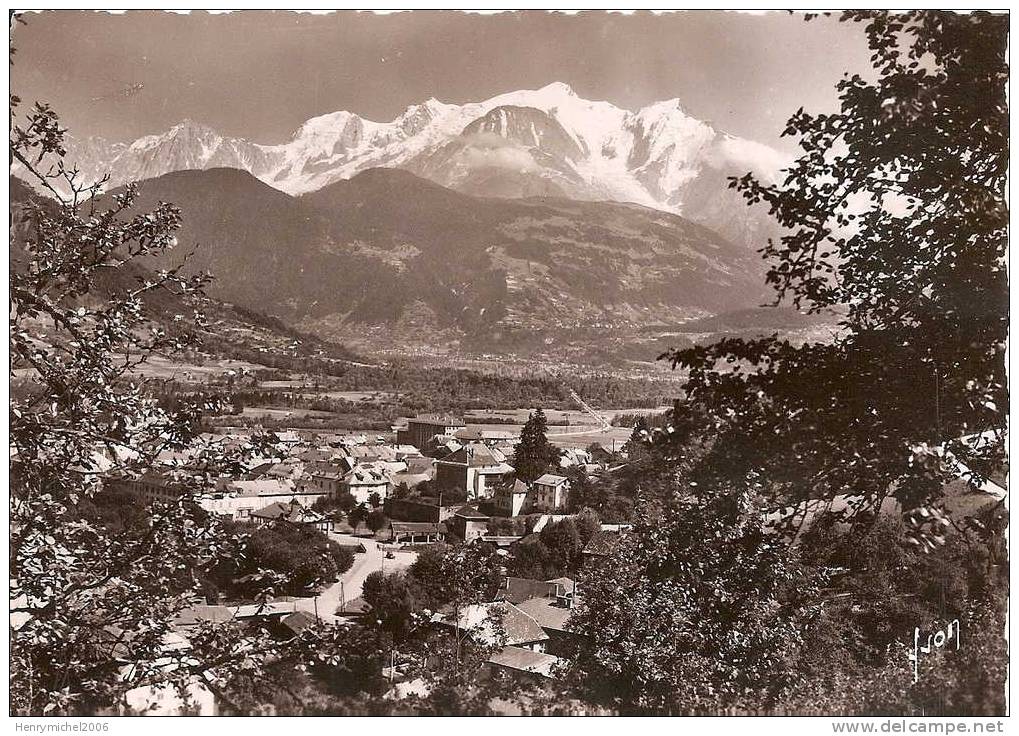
xmin=115 ymin=429 xmax=419 ymax=521
xmin=117 ymin=414 xmax=599 ymax=532
xmin=336 ymin=573 xmax=586 ymax=689
xmin=128 ymin=571 xmax=588 ymax=713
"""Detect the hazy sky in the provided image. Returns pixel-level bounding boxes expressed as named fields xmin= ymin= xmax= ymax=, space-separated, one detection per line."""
xmin=11 ymin=10 xmax=873 ymax=152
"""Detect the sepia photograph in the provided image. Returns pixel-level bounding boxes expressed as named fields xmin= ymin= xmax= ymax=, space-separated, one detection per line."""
xmin=7 ymin=7 xmax=1010 ymax=721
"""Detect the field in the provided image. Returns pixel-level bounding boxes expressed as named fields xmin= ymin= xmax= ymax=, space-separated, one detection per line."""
xmin=238 ymin=406 xmax=338 ymax=420
xmin=458 ymin=406 xmax=667 ymax=450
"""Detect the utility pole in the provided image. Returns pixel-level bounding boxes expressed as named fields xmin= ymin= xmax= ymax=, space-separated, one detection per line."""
xmin=934 ymin=365 xmax=942 ymax=444
xmin=454 ymin=598 xmax=461 ymax=683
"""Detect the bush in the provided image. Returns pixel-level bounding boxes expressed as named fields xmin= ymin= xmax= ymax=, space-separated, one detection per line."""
xmin=312 ymin=492 xmax=357 ymax=515
xmin=209 ymin=521 xmax=353 ymax=598
xmin=366 ymin=509 xmax=388 ymax=535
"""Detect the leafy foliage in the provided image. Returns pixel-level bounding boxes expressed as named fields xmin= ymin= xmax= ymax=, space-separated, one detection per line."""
xmin=8 ymin=87 xmax=384 ymax=716
xmin=660 ymin=10 xmax=1007 ymax=526
xmin=568 ymin=481 xmax=819 ymax=714
xmin=366 ymin=508 xmax=388 ymax=535
xmin=10 ymin=96 xmax=248 ymax=714
xmin=778 ymin=513 xmax=1007 ymax=716
xmin=407 ymin=543 xmax=503 ymax=611
xmin=362 ymin=571 xmax=420 ymax=642
xmin=311 ymin=491 xmax=357 ymax=515
xmin=205 ymin=520 xmax=355 ymax=599
xmin=567 ymin=13 xmax=1008 ymax=716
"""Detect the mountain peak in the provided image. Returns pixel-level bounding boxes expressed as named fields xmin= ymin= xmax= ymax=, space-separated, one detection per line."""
xmin=293 ymin=110 xmax=362 ymax=140
xmin=635 ymin=97 xmax=697 ymax=123
xmin=170 ymin=118 xmax=219 ymax=135
xmin=395 ymin=98 xmax=450 ymax=135
xmin=536 ymin=81 xmax=576 ymax=97
xmin=130 ymin=118 xmax=220 ymax=152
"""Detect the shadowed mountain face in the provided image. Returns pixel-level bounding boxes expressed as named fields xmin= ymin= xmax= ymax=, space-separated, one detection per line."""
xmin=102 ymin=166 xmax=768 ymax=350
xmin=9 ymin=175 xmax=361 ymax=364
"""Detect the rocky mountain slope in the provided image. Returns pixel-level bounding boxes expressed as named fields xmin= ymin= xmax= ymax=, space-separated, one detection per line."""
xmin=91 ymin=167 xmax=769 ymax=355
xmin=45 ymin=83 xmax=786 ymax=249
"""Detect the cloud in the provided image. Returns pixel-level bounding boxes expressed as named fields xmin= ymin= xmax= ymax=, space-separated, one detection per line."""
xmin=704 ymin=136 xmax=792 ymax=181
xmin=459 ymin=132 xmax=540 ymax=172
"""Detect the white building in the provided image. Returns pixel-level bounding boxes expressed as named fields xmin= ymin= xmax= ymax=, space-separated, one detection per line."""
xmin=200 ymin=478 xmax=324 ymax=521
xmin=532 ymin=474 xmax=571 ymax=512
xmin=343 ymin=463 xmax=391 ymax=504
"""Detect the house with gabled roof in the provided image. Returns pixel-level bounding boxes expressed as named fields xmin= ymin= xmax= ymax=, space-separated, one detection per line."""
xmin=498 ymin=576 xmax=557 ymax=605
xmin=432 ymin=601 xmax=549 ymax=651
xmin=515 ymin=595 xmax=584 ymax=656
xmin=434 ymin=442 xmax=514 ymax=501
xmin=483 ymin=646 xmax=562 ymax=682
xmin=277 ymin=610 xmax=319 ymax=638
xmin=448 ymin=505 xmax=490 ymax=542
xmin=304 ymin=461 xmax=347 ymax=496
xmin=342 ymin=463 xmax=391 ymax=504
xmin=559 ymin=447 xmax=593 ymax=469
xmin=250 ymin=499 xmax=331 ymax=532
xmin=532 ymin=473 xmax=571 ymax=512
xmin=494 ymin=478 xmax=531 ymax=517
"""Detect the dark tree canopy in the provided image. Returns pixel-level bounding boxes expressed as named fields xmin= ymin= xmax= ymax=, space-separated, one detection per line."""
xmin=569 ymin=486 xmax=817 ymax=714
xmin=570 ymin=10 xmax=1008 ymax=717
xmin=662 ymin=11 xmax=1007 ymax=521
xmin=366 ymin=508 xmax=388 ymax=535
xmin=362 ymin=571 xmax=419 ymax=642
xmin=513 ymin=408 xmax=562 ymax=483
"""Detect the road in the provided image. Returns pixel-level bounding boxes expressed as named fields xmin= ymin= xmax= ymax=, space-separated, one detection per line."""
xmin=292 ymin=533 xmax=418 ymax=623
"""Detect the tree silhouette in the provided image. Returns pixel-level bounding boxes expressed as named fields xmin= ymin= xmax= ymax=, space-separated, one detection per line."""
xmin=366 ymin=508 xmax=388 ymax=536
xmin=8 ymin=90 xmax=391 ymax=714
xmin=513 ymin=409 xmax=561 ymax=482
xmin=661 ymin=11 xmax=1007 ymax=525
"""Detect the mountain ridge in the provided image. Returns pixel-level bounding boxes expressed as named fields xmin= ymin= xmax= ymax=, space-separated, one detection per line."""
xmin=93 ymin=166 xmax=769 ymax=358
xmin=42 ymin=83 xmax=787 ymax=248
xmin=8 ymin=174 xmax=365 ymax=368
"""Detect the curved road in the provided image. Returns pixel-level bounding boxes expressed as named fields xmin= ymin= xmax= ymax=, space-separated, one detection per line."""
xmin=292 ymin=533 xmax=417 ymax=623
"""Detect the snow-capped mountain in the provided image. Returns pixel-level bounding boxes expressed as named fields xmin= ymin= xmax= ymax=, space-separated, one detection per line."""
xmin=55 ymin=83 xmax=788 ymax=245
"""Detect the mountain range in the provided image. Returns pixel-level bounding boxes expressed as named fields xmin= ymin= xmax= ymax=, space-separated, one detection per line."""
xmin=12 ymin=84 xmax=797 ymax=363
xmin=53 ymin=83 xmax=786 ymax=249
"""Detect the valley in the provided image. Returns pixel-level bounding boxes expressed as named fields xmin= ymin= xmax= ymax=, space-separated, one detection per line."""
xmin=9 ymin=83 xmax=818 ymax=374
